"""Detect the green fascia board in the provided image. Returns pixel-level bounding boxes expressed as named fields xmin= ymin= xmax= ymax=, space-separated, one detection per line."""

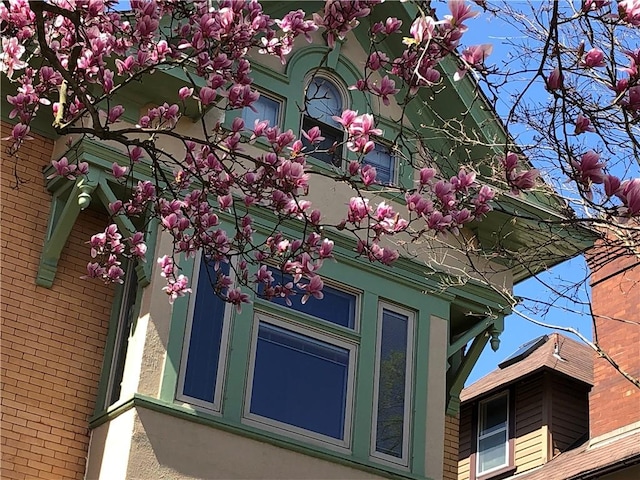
xmin=478 ymin=195 xmax=597 ymax=283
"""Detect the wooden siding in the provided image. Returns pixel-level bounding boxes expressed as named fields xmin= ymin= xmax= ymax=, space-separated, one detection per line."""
xmin=550 ymin=376 xmax=589 ymax=456
xmin=514 ymin=375 xmax=544 ymax=474
xmin=457 ymin=404 xmax=472 ymax=480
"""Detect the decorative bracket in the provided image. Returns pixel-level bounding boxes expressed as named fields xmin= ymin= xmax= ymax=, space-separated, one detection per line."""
xmin=445 ymin=314 xmax=504 ymax=415
xmin=37 ymin=174 xmax=100 ymax=287
xmin=37 ymin=139 xmax=156 ymax=288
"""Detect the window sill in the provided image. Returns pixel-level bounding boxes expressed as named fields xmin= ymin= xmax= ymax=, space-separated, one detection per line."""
xmin=476 ymin=464 xmax=516 ymax=480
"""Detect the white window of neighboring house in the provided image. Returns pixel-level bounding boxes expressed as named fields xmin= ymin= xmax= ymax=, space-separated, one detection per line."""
xmin=176 ymin=259 xmax=233 ymax=412
xmin=477 ymin=392 xmax=509 ymax=475
xmin=364 ymin=141 xmax=396 ymax=185
xmin=241 ymin=91 xmax=282 ymax=130
xmin=371 ymin=303 xmax=415 ymax=466
xmin=244 ymin=274 xmax=359 ymax=449
xmin=301 ymin=75 xmax=346 ymax=167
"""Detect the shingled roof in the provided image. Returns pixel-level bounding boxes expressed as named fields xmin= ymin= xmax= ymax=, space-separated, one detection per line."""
xmin=511 ymin=428 xmax=640 ymax=480
xmin=460 ymin=333 xmax=593 ymax=403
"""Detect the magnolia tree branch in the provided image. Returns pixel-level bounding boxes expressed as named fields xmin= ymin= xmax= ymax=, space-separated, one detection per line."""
xmin=513 ymin=308 xmax=640 ymax=389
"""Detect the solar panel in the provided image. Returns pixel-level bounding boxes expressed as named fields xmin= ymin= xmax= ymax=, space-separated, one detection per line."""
xmin=498 ymin=335 xmax=548 ymax=369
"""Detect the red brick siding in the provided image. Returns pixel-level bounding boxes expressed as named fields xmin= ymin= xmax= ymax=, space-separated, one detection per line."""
xmin=588 ymin=235 xmax=640 ymax=439
xmin=1 ymin=121 xmax=114 ymax=479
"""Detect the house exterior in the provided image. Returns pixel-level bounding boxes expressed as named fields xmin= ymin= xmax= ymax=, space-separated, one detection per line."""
xmin=1 ymin=3 xmax=588 ymax=480
xmin=457 ymin=236 xmax=640 ymax=480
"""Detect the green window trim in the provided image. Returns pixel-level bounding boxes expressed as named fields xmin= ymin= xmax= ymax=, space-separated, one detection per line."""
xmin=159 ymin=237 xmax=451 ymax=479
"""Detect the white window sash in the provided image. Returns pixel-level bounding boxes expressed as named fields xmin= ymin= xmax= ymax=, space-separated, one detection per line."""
xmin=476 ymin=392 xmax=510 ymax=475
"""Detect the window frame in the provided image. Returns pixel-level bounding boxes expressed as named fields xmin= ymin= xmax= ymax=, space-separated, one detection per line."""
xmin=475 ymin=391 xmax=510 ymax=477
xmin=256 ymin=266 xmax=362 ymax=333
xmin=364 ymin=140 xmax=397 ymax=186
xmin=370 ymin=301 xmax=415 ymax=468
xmin=301 ymin=72 xmax=349 ymax=168
xmin=243 ymin=311 xmax=358 ymax=451
xmin=175 ymin=256 xmax=234 ymax=413
xmin=240 ymin=87 xmax=284 ymax=131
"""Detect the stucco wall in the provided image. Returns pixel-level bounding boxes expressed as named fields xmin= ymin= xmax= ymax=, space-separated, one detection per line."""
xmin=89 ymin=405 xmax=390 ymax=480
xmin=1 ymin=121 xmax=115 ymax=479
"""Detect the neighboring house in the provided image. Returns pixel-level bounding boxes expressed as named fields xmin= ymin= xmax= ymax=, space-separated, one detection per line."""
xmin=457 ymin=237 xmax=640 ymax=480
xmin=1 ymin=4 xmax=588 ymax=480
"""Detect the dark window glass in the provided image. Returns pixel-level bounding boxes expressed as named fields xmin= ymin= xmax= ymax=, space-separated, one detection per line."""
xmin=259 ymin=270 xmax=356 ymax=329
xmin=374 ymin=308 xmax=409 ymax=458
xmin=364 ymin=142 xmax=395 ymax=184
xmin=242 ymin=94 xmax=280 ymax=129
xmin=107 ymin=266 xmax=138 ymax=406
xmin=250 ymin=322 xmax=350 ymax=440
xmin=302 ymin=77 xmax=345 ymax=166
xmin=182 ymin=261 xmax=230 ymax=403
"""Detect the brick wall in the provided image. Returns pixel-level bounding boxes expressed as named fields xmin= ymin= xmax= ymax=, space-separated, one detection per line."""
xmin=1 ymin=122 xmax=115 ymax=479
xmin=443 ymin=413 xmax=459 ymax=480
xmin=588 ymin=233 xmax=640 ymax=439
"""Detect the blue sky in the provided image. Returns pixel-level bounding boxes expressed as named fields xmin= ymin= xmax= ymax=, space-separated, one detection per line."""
xmin=461 ymin=4 xmax=595 ymax=384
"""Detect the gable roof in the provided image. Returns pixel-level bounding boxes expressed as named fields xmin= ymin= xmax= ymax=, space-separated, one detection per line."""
xmin=511 ymin=429 xmax=640 ymax=480
xmin=460 ymin=333 xmax=593 ymax=403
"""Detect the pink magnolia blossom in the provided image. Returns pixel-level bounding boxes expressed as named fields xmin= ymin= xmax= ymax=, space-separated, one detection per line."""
xmin=163 ymin=275 xmax=192 ymax=304
xmin=547 ymin=68 xmax=563 ymax=90
xmin=347 ymin=197 xmax=371 ymax=223
xmin=227 ymin=288 xmax=250 ymax=313
xmin=0 ymin=37 xmax=27 ymax=78
xmin=371 ymin=76 xmax=399 ymax=106
xmin=620 ymin=179 xmax=640 ymax=215
xmin=112 ymin=162 xmax=128 ymax=179
xmin=619 ymin=0 xmax=640 ymax=25
xmin=604 ymin=174 xmax=622 ymax=198
xmin=572 ymin=151 xmax=605 ymax=186
xmin=361 ymin=165 xmax=377 ymax=186
xmin=456 ymin=44 xmax=493 ymax=80
xmin=583 ymin=47 xmax=605 ymax=67
xmin=404 ymin=15 xmax=437 ymax=45
xmin=419 ymin=168 xmax=437 ymax=185
xmin=302 ymin=126 xmax=324 ymax=144
xmin=446 ymin=0 xmax=480 ymax=28
xmin=300 ymin=275 xmax=324 ymax=304
xmin=574 ymin=114 xmax=595 ymax=134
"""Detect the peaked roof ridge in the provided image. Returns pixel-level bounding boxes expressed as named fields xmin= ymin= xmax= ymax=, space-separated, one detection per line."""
xmin=460 ymin=332 xmax=593 ymax=403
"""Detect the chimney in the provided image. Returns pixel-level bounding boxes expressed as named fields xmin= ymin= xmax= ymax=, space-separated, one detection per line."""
xmin=587 ymin=231 xmax=640 ymax=440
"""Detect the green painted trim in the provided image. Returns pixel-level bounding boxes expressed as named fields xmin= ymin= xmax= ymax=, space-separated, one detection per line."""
xmin=90 ymin=393 xmax=435 ymax=480
xmin=410 ymin=308 xmax=431 ymax=477
xmin=93 ymin=273 xmax=129 ymax=413
xmin=160 ymin=232 xmax=459 ymax=478
xmin=221 ymin=293 xmax=253 ymax=422
xmin=36 ymin=176 xmax=99 ymax=287
xmin=158 ymin=254 xmax=197 ymax=403
xmin=351 ymin=291 xmax=378 ymax=460
xmin=446 ymin=332 xmax=489 ymax=415
xmin=137 ymin=218 xmax=159 ymax=287
xmin=447 ymin=317 xmax=495 ymax=357
xmin=38 ymin=138 xmax=155 ymax=287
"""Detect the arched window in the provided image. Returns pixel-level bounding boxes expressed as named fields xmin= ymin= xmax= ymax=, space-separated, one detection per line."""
xmin=302 ymin=76 xmax=346 ymax=166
